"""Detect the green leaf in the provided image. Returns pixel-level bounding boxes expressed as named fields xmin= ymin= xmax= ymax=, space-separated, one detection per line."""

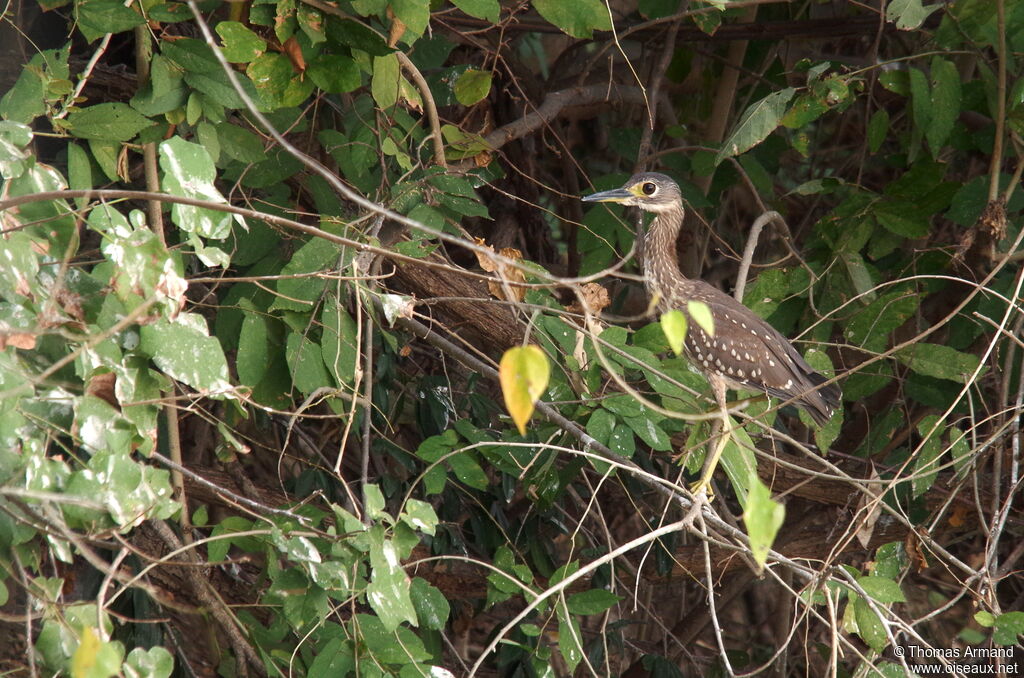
xmin=660 ymin=309 xmax=688 ymax=356
xmin=269 ymin=238 xmax=342 ymax=311
xmin=715 ymin=88 xmax=795 ymax=164
xmin=567 ymin=588 xmax=620 ymax=615
xmin=452 ymin=0 xmax=500 ymax=22
xmin=885 ymin=0 xmax=940 ymax=30
xmin=687 ymin=300 xmax=715 ymax=337
xmin=246 ymin=53 xmax=295 ymax=105
xmin=853 ymin=596 xmax=887 ymax=652
xmin=285 ymin=333 xmax=332 ymax=395
xmin=372 ymin=53 xmax=401 ymax=109
xmin=448 ymin=451 xmax=489 ymax=490
xmin=926 ymin=57 xmax=961 ymax=155
xmin=160 ymin=136 xmax=243 ymax=239
xmin=533 ymin=0 xmax=612 ymax=38
xmin=908 ymin=66 xmax=930 ymax=155
xmin=321 ymin=302 xmax=359 ymax=386
xmin=719 ymin=421 xmax=757 ymax=507
xmin=391 ymin=0 xmax=429 ymax=36
xmin=325 ymin=16 xmax=391 ymax=56
xmin=843 ymin=292 xmax=920 ymax=353
xmin=76 ymin=0 xmax=146 ymax=42
xmin=367 ymin=529 xmax=417 ymax=631
xmin=216 ymin=21 xmax=267 ymax=62
xmin=780 ymin=92 xmax=828 ymax=129
xmin=857 ymin=575 xmax=906 ymax=604
xmin=123 ymin=646 xmax=174 ymax=678
xmin=586 ymin=408 xmax=615 ymax=445
xmin=975 ymin=610 xmax=996 ymax=628
xmin=64 ymin=103 xmax=153 ymax=141
xmin=874 ymin=200 xmax=930 ymax=238
xmin=409 ymin=577 xmax=449 ymax=630
xmin=691 ymin=10 xmax=721 ymax=35
xmin=993 ymin=611 xmax=1024 ymax=645
xmin=307 ymin=637 xmax=354 ymax=677
xmin=236 ymin=310 xmax=271 ymax=387
xmin=139 ymin=316 xmax=232 ymax=393
xmin=895 ymin=343 xmax=981 ymax=383
xmin=867 ymin=109 xmax=889 ymax=153
xmin=912 ymin=415 xmax=943 ymax=497
xmin=622 ymin=415 xmax=671 ymax=451
xmin=216 ymin=122 xmax=266 ymax=164
xmin=454 ymin=69 xmax=492 ymax=106
xmin=307 ymin=54 xmax=361 ymax=93
xmin=556 ymin=605 xmax=584 ymax=672
xmin=840 ymin=252 xmax=877 ymax=301
xmin=401 ymin=499 xmax=438 ymax=535
xmin=742 ymin=472 xmax=785 ymax=570
xmin=355 ymin=614 xmax=430 ymax=663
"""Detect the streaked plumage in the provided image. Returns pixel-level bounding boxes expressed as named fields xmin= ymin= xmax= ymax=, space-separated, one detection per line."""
xmin=582 ymin=172 xmax=841 ymax=425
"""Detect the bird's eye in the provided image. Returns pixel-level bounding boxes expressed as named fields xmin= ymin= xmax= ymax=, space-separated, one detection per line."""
xmin=641 ymin=182 xmax=657 ymax=195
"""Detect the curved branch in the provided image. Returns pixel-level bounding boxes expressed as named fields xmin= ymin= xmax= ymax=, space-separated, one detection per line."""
xmin=395 ymin=51 xmax=448 ymax=168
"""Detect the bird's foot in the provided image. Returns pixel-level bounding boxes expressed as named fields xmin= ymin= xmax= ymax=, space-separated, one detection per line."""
xmin=689 ymin=476 xmax=714 ymax=501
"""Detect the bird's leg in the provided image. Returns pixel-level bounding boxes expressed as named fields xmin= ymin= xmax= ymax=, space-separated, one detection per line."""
xmin=691 ymin=376 xmax=732 ymax=498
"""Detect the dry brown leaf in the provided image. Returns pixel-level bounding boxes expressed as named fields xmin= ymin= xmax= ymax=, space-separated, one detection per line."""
xmin=474 ymin=151 xmax=492 ymax=168
xmin=474 ymin=238 xmax=526 ymax=302
xmin=387 ymin=7 xmax=406 ymax=48
xmin=904 ymin=529 xmax=928 ymax=571
xmin=0 ymin=332 xmax=38 ymax=350
xmin=566 ymin=282 xmax=610 ymax=315
xmin=86 ymin=372 xmax=119 ymax=410
xmin=855 ymin=464 xmax=882 ymax=549
xmin=282 ymin=36 xmax=306 ymax=73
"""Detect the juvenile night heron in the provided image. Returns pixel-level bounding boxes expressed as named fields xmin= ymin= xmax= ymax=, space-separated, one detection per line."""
xmin=582 ymin=172 xmax=841 ymax=495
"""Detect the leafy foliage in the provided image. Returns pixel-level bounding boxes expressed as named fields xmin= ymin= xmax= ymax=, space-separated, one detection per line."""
xmin=0 ymin=0 xmax=1022 ymax=675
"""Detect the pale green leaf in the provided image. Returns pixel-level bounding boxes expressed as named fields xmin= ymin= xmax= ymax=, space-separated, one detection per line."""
xmin=716 ymin=88 xmax=796 ymax=164
xmin=452 ymin=0 xmax=499 ymax=22
xmin=391 ymin=0 xmax=429 ymax=36
xmin=886 ymin=0 xmax=940 ymax=30
xmin=926 ymin=56 xmax=961 ymax=155
xmin=687 ymin=300 xmax=715 ymax=337
xmin=533 ymin=0 xmax=612 ymax=38
xmin=139 ymin=316 xmax=232 ymax=393
xmin=660 ymin=309 xmax=688 ymax=356
xmin=454 ymin=68 xmax=492 ymax=106
xmin=912 ymin=415 xmax=943 ymax=497
xmin=216 ymin=21 xmax=266 ymax=62
xmin=742 ymin=472 xmax=785 ymax=570
xmin=857 ymin=575 xmax=906 ymax=603
xmin=895 ymin=343 xmax=982 ymax=383
xmin=65 ymin=102 xmax=153 ymax=141
xmin=372 ymin=53 xmax=400 ymax=109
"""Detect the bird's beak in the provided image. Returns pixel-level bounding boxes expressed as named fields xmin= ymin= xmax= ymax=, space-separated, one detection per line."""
xmin=581 ymin=187 xmax=633 ymax=203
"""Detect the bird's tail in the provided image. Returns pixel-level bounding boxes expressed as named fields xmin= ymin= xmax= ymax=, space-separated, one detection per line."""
xmin=801 ymin=371 xmax=842 ymax=426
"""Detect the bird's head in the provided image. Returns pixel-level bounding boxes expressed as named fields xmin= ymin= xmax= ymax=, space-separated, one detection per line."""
xmin=581 ymin=172 xmax=682 ymax=213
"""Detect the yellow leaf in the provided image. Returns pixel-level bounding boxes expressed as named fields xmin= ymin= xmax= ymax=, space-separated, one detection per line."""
xmin=499 ymin=345 xmax=550 ymax=435
xmin=71 ymin=626 xmax=101 ymax=678
xmin=660 ymin=309 xmax=688 ymax=356
xmin=687 ymin=300 xmax=715 ymax=337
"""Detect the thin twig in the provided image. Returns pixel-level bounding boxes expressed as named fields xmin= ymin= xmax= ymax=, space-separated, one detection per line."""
xmin=733 ymin=210 xmax=784 ymax=302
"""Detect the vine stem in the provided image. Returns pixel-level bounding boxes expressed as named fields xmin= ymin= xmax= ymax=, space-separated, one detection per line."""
xmin=988 ymin=0 xmax=1007 ymax=202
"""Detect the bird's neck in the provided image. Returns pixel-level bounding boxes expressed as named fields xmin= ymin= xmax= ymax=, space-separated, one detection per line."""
xmin=642 ymin=208 xmax=690 ymax=304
